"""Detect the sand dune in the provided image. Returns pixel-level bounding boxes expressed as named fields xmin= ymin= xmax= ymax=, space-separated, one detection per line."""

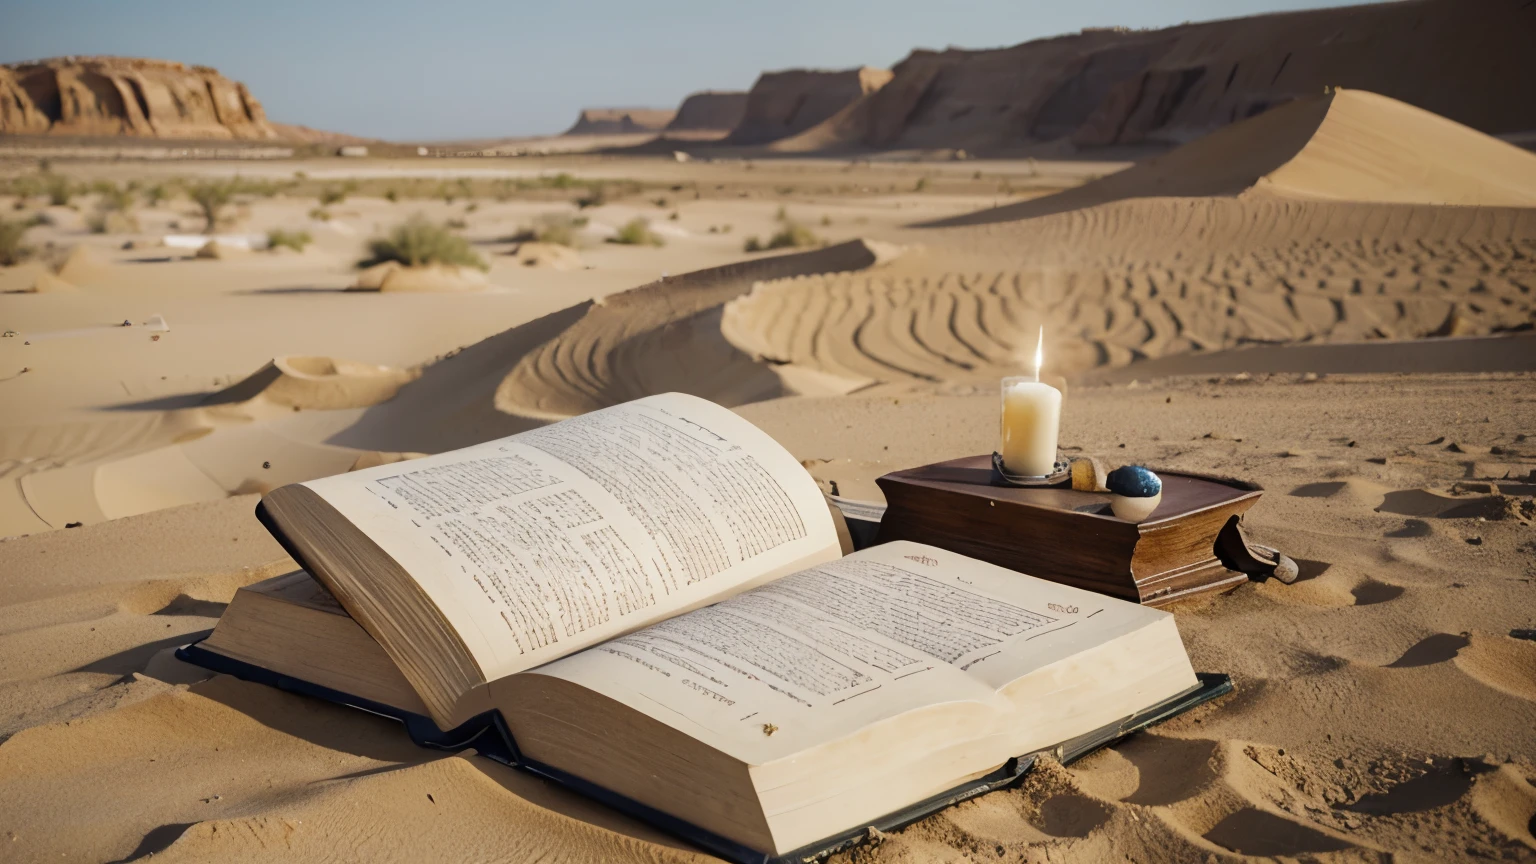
xmin=493 ymin=238 xmax=904 ymax=420
xmin=489 ymin=93 xmax=1536 ymax=407
xmin=4 ymin=354 xmax=419 ymax=531
xmin=929 ymin=88 xmax=1536 ymax=225
xmin=210 ymin=356 xmax=420 ymax=412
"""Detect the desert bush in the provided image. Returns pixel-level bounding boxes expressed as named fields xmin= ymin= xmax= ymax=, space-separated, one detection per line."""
xmin=764 ymin=221 xmax=819 ymax=250
xmin=96 ymin=182 xmax=136 ymax=213
xmin=820 ymin=214 xmax=832 ymax=227
xmin=465 ymin=203 xmax=478 ymax=214
xmin=445 ymin=217 xmax=468 ymax=229
xmin=575 ymin=185 xmax=608 ymax=209
xmin=362 ymin=214 xmax=487 ymax=271
xmin=0 ymin=217 xmax=33 ymax=266
xmin=609 ymin=218 xmax=664 ymax=247
xmin=383 ymin=188 xmax=399 ymax=203
xmin=43 ymin=174 xmax=75 ymax=207
xmin=914 ymin=177 xmax=927 ymax=192
xmin=531 ymin=214 xmax=584 ymax=247
xmin=318 ymin=185 xmax=347 ymax=206
xmin=309 ymin=207 xmax=332 ymax=221
xmin=267 ymin=228 xmax=313 ymax=253
xmin=743 ymin=236 xmax=763 ymax=252
xmin=186 ymin=180 xmax=235 ymax=230
xmin=142 ymin=183 xmax=172 ymax=207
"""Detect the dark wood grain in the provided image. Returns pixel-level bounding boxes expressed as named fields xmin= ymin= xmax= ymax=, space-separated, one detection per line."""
xmin=875 ymin=455 xmax=1264 ymax=605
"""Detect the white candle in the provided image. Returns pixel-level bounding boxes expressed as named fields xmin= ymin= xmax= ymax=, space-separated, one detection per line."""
xmin=999 ymin=328 xmax=1062 ymax=476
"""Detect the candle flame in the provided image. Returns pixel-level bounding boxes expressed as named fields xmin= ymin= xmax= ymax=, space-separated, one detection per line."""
xmin=1033 ymin=326 xmax=1044 ymax=381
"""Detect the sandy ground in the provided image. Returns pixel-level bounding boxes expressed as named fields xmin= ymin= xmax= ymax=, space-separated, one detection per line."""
xmin=1 ymin=88 xmax=1534 ymax=861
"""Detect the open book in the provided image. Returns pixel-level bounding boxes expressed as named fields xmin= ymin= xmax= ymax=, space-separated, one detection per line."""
xmin=189 ymin=394 xmax=1223 ymax=861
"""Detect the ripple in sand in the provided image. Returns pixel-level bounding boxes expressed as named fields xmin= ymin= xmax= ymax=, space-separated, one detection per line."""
xmin=1453 ymin=631 xmax=1536 ymax=701
xmin=1111 ymin=735 xmax=1223 ymax=807
xmin=1036 ymin=793 xmax=1113 ymax=838
xmin=1202 ymin=807 xmax=1356 ymax=856
xmin=1350 ymin=579 xmax=1406 ymax=606
xmin=1384 ymin=633 xmax=1470 ymax=668
xmin=1343 ymin=757 xmax=1492 ymax=816
xmin=1469 ymin=766 xmax=1536 ymax=850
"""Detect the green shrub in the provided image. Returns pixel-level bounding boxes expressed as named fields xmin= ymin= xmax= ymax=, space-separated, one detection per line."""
xmin=383 ymin=188 xmax=399 ymax=203
xmin=764 ymin=221 xmax=819 ymax=250
xmin=575 ymin=185 xmax=608 ymax=209
xmin=532 ymin=214 xmax=584 ymax=247
xmin=267 ymin=228 xmax=313 ymax=253
xmin=97 ymin=182 xmax=136 ymax=213
xmin=43 ymin=174 xmax=74 ymax=207
xmin=0 ymin=218 xmax=32 ymax=266
xmin=362 ymin=214 xmax=487 ymax=271
xmin=142 ymin=182 xmax=172 ymax=207
xmin=609 ymin=218 xmax=664 ymax=247
xmin=318 ymin=185 xmax=346 ymax=206
xmin=743 ymin=236 xmax=763 ymax=252
xmin=186 ymin=180 xmax=235 ymax=230
xmin=914 ymin=177 xmax=927 ymax=192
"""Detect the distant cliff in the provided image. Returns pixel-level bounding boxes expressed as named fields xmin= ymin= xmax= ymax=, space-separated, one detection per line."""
xmin=664 ymin=91 xmax=748 ymax=132
xmin=563 ymin=108 xmax=676 ymax=136
xmin=725 ymin=67 xmax=893 ymax=146
xmin=0 ymin=56 xmax=276 ymax=139
xmin=772 ymin=0 xmax=1535 ymax=153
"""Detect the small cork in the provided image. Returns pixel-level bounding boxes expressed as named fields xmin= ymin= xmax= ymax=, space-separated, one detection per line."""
xmin=1071 ymin=456 xmax=1108 ymax=492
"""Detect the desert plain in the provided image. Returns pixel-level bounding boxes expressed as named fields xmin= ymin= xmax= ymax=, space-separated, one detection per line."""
xmin=3 ymin=7 xmax=1536 ymax=862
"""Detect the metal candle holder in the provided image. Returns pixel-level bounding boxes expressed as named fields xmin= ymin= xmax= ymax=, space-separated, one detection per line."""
xmin=992 ymin=452 xmax=1070 ymax=487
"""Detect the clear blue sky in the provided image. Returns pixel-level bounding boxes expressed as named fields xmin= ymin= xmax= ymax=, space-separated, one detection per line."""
xmin=3 ymin=0 xmax=1374 ymax=141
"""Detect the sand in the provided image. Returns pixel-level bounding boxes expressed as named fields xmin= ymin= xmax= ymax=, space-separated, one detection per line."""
xmin=1 ymin=87 xmax=1534 ymax=862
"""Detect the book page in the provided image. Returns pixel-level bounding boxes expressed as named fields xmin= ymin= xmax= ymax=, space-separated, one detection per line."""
xmin=532 ymin=541 xmax=1178 ymax=764
xmin=302 ymin=393 xmax=840 ymax=681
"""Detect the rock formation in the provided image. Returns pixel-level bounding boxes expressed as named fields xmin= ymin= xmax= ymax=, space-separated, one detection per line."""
xmin=773 ymin=0 xmax=1534 ymax=153
xmin=725 ymin=67 xmax=893 ymax=146
xmin=563 ymin=108 xmax=676 ymax=136
xmin=0 ymin=56 xmax=276 ymax=139
xmin=663 ymin=91 xmax=749 ymax=132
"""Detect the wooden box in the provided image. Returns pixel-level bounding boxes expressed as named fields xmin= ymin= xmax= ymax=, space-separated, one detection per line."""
xmin=875 ymin=455 xmax=1265 ymax=606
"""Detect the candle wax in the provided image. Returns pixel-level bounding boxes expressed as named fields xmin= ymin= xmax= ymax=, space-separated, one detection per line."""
xmin=1001 ymin=380 xmax=1062 ymax=476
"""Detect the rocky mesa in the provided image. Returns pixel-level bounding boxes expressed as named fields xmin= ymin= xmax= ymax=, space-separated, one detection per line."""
xmin=0 ymin=56 xmax=276 ymax=139
xmin=724 ymin=67 xmax=893 ymax=146
xmin=773 ymin=0 xmax=1534 ymax=153
xmin=663 ymin=90 xmax=748 ymax=132
xmin=562 ymin=107 xmax=676 ymax=136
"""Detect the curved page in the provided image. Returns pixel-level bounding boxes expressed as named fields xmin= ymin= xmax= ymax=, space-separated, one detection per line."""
xmin=304 ymin=393 xmax=839 ymax=681
xmin=534 ymin=541 xmax=1187 ymax=766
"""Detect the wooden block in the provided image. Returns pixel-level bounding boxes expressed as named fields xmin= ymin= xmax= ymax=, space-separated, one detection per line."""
xmin=875 ymin=455 xmax=1263 ymax=606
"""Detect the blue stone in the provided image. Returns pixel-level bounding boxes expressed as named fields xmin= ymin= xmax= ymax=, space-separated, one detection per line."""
xmin=1106 ymin=465 xmax=1161 ymax=498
